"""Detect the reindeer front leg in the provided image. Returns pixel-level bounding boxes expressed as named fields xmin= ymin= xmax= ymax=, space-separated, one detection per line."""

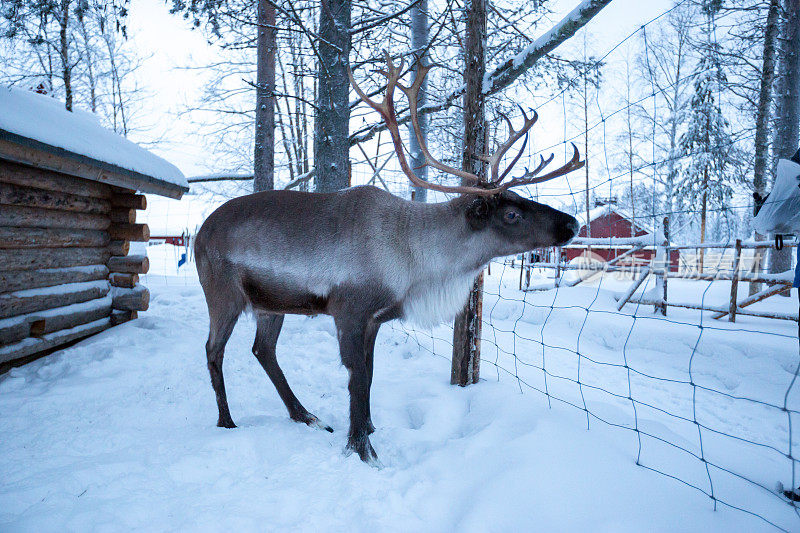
xmin=335 ymin=315 xmax=379 ymax=465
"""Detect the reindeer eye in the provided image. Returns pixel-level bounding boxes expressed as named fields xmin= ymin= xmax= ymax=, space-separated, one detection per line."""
xmin=504 ymin=209 xmax=520 ymax=223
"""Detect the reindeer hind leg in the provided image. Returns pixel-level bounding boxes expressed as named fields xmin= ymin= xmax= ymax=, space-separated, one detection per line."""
xmin=204 ymin=292 xmax=243 ymax=428
xmin=252 ymin=313 xmax=333 ymax=432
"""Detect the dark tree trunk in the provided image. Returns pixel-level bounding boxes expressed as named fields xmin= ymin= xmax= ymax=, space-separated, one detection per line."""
xmin=314 ymin=0 xmax=351 ymax=192
xmin=750 ymin=0 xmax=780 ymax=296
xmin=770 ymin=0 xmax=799 ymax=284
xmin=409 ymin=0 xmax=429 ymax=202
xmin=754 ymin=0 xmax=780 ymax=198
xmin=452 ymin=0 xmax=486 ymax=387
xmin=254 ymin=0 xmax=277 ymax=193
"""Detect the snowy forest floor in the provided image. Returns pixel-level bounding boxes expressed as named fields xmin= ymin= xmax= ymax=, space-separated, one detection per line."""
xmin=1 ymin=244 xmax=799 ymax=531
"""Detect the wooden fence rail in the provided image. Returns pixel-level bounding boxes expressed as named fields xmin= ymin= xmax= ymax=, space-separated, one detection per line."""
xmin=519 ymin=240 xmax=797 ymax=322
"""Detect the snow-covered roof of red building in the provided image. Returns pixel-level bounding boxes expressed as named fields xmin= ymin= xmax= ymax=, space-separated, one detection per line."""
xmin=576 ymin=203 xmax=655 ymax=234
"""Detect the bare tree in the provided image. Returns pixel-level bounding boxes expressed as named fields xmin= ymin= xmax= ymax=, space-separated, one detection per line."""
xmin=349 ymin=0 xmax=616 ymax=147
xmin=749 ymin=0 xmax=780 ymax=294
xmin=1 ymin=0 xmax=141 ymax=134
xmin=314 ymin=0 xmax=351 ymax=192
xmin=636 ymin=4 xmax=694 ymax=245
xmin=451 ymin=0 xmax=486 ymax=387
xmin=408 ymin=0 xmax=430 ymax=202
xmin=254 ymin=0 xmax=277 ymax=192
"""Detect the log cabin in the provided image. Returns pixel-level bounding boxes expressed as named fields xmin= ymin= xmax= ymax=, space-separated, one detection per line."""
xmin=0 ymin=86 xmax=188 ymax=369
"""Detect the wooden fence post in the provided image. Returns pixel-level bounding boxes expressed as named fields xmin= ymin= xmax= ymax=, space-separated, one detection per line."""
xmin=555 ymin=247 xmax=562 ymax=287
xmin=654 ymin=235 xmax=664 ymax=314
xmin=519 ymin=252 xmax=525 ymax=290
xmin=525 ymin=252 xmax=532 ymax=288
xmin=728 ymin=239 xmax=742 ymax=322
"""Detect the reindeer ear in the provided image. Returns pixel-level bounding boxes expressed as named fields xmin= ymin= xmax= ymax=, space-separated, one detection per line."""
xmin=466 ymin=197 xmax=490 ymax=230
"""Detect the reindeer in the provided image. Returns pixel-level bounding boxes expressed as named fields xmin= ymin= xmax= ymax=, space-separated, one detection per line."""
xmin=194 ymin=54 xmax=583 ymax=464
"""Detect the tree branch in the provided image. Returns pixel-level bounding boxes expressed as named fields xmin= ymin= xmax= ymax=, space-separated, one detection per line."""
xmin=348 ymin=0 xmax=615 ymax=146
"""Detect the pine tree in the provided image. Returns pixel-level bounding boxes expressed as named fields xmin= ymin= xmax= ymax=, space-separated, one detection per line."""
xmin=678 ymin=1 xmax=736 ymax=271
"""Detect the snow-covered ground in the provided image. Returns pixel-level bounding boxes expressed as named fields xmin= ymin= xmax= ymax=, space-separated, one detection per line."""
xmin=1 ymin=245 xmax=798 ymax=531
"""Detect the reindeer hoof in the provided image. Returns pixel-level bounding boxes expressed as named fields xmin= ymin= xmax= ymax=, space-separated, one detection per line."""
xmin=346 ymin=435 xmax=381 ymax=467
xmin=217 ymin=418 xmax=236 ymax=429
xmin=292 ymin=411 xmax=333 ymax=433
xmin=309 ymin=417 xmax=334 ymax=433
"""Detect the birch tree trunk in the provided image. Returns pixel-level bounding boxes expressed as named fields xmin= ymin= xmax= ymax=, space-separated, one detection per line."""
xmin=409 ymin=0 xmax=429 ymax=202
xmin=452 ymin=0 xmax=486 ymax=387
xmin=254 ymin=0 xmax=277 ymax=192
xmin=770 ymin=0 xmax=799 ymax=286
xmin=750 ymin=0 xmax=779 ymax=296
xmin=314 ymin=0 xmax=351 ymax=192
xmin=59 ymin=0 xmax=73 ymax=111
xmin=77 ymin=15 xmax=97 ymax=113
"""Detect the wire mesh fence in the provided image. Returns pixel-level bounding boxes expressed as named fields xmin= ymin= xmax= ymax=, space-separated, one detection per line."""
xmin=394 ymin=248 xmax=798 ymax=530
xmin=376 ymin=2 xmax=800 ymax=529
xmin=139 ymin=1 xmax=800 ymax=529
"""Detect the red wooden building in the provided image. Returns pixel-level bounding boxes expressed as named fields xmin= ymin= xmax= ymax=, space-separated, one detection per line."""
xmin=562 ymin=203 xmax=679 ymax=271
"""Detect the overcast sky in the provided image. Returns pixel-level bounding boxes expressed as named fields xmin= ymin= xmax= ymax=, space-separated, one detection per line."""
xmin=130 ymin=0 xmax=677 ymax=235
xmin=127 ymin=0 xmax=674 ymax=177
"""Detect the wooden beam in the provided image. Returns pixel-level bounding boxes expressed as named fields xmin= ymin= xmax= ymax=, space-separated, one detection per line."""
xmin=110 ymin=310 xmax=138 ymax=326
xmin=0 ymin=205 xmax=110 ymax=230
xmin=728 ymin=239 xmax=742 ymax=322
xmin=565 ymin=245 xmax=644 ymax=288
xmin=0 ymin=247 xmax=111 ymax=271
xmin=108 ymin=223 xmax=149 ymax=242
xmin=0 ymin=181 xmax=110 ymax=214
xmin=616 ymin=267 xmax=651 ymax=311
xmin=0 ymin=264 xmax=108 ymax=293
xmin=629 ymin=298 xmax=797 ymax=322
xmin=109 ymin=273 xmax=138 ymax=288
xmin=0 ymin=134 xmax=187 ymax=199
xmin=524 ymin=261 xmax=790 ymax=285
xmin=0 ymin=159 xmax=111 ymax=198
xmin=0 ymin=280 xmax=109 ymax=319
xmin=110 ymin=193 xmax=146 ymax=210
xmin=0 ymin=317 xmax=112 ymax=365
xmin=31 ymin=297 xmax=111 ymax=337
xmin=112 ymin=285 xmax=149 ymax=311
xmin=0 ymin=316 xmax=31 ymax=344
xmin=0 ymin=295 xmax=112 ymax=343
xmin=107 ymin=255 xmax=149 ymax=274
xmin=713 ymin=283 xmax=791 ymax=320
xmin=108 ymin=240 xmax=130 ymax=256
xmin=109 ymin=208 xmax=136 ymax=224
xmin=0 ymin=227 xmax=109 ymax=249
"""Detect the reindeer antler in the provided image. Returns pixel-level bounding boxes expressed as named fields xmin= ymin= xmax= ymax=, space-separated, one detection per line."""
xmin=349 ymin=53 xmax=585 ymax=196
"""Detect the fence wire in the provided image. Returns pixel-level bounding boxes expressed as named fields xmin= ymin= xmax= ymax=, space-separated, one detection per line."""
xmin=141 ymin=2 xmax=800 ymax=529
xmin=376 ymin=3 xmax=800 ymax=530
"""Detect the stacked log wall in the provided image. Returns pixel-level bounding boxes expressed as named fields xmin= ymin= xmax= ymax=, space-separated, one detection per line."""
xmin=0 ymin=159 xmax=150 ymax=365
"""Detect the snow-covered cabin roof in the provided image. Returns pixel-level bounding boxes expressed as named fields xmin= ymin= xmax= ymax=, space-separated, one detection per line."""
xmin=0 ymin=86 xmax=188 ymax=199
xmin=576 ymin=203 xmax=656 ymax=235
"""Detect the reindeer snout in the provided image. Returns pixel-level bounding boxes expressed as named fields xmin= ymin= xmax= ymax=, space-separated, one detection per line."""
xmin=568 ymin=217 xmax=580 ymax=238
xmin=554 ymin=216 xmax=580 ymax=245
